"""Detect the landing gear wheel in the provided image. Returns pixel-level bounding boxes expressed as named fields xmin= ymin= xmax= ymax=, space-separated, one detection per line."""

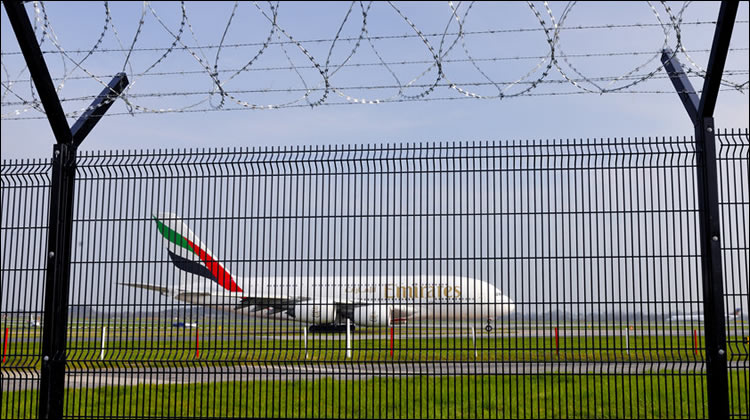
xmin=485 ymin=324 xmax=493 ymax=333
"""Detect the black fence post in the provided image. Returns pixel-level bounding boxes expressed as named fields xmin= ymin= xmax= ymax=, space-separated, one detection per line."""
xmin=693 ymin=117 xmax=729 ymax=420
xmin=661 ymin=2 xmax=738 ymax=418
xmin=38 ymin=143 xmax=78 ymax=419
xmin=3 ymin=3 xmax=130 ymax=418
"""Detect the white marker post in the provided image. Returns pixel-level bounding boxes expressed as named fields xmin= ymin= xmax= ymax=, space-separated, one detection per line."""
xmin=346 ymin=319 xmax=352 ymax=359
xmin=303 ymin=327 xmax=309 ymax=359
xmin=624 ymin=327 xmax=630 ymax=356
xmin=100 ymin=326 xmax=107 ymax=361
xmin=471 ymin=326 xmax=477 ymax=359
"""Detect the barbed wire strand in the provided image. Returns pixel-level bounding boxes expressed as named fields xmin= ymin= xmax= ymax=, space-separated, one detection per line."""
xmin=1 ymin=1 xmax=748 ymax=120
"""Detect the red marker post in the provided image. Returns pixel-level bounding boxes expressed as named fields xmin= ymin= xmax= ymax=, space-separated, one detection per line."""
xmin=3 ymin=327 xmax=8 ymax=364
xmin=555 ymin=327 xmax=559 ymax=356
xmin=389 ymin=326 xmax=394 ymax=358
xmin=196 ymin=328 xmax=200 ymax=359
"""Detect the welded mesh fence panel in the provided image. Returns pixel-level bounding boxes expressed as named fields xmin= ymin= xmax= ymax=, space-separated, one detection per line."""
xmin=1 ymin=130 xmax=748 ymax=419
xmin=1 ymin=159 xmax=50 ymax=418
xmin=717 ymin=130 xmax=750 ymax=420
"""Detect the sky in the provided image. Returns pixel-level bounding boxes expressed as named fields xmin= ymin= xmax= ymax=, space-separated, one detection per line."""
xmin=1 ymin=1 xmax=748 ymax=159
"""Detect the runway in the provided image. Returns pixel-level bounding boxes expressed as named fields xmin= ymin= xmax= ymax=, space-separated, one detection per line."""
xmin=3 ymin=360 xmax=748 ymax=392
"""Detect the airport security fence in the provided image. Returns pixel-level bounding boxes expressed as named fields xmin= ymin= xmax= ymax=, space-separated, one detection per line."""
xmin=1 ymin=130 xmax=748 ymax=419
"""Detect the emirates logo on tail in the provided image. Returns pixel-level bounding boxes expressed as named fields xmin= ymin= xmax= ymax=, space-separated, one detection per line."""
xmin=153 ymin=213 xmax=243 ymax=293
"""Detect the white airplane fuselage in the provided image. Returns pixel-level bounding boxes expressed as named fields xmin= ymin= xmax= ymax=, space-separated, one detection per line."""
xmin=174 ymin=274 xmax=515 ymax=325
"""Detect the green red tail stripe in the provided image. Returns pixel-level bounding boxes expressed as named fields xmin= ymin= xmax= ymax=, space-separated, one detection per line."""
xmin=154 ymin=216 xmax=243 ymax=293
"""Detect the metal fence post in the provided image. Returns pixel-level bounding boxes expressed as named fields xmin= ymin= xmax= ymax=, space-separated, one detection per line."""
xmin=38 ymin=143 xmax=78 ymax=419
xmin=661 ymin=58 xmax=731 ymax=420
xmin=3 ymin=3 xmax=130 ymax=416
xmin=660 ymin=3 xmax=738 ymax=417
xmin=693 ymin=117 xmax=729 ymax=420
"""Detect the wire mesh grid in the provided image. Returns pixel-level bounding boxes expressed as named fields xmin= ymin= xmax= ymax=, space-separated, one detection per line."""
xmin=1 ymin=129 xmax=748 ymax=418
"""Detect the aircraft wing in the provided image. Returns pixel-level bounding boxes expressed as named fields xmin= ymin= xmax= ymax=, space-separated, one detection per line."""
xmin=235 ymin=296 xmax=309 ymax=315
xmin=121 ymin=283 xmax=303 ymax=314
xmin=120 ymin=282 xmax=171 ymax=295
xmin=239 ymin=298 xmax=412 ymax=320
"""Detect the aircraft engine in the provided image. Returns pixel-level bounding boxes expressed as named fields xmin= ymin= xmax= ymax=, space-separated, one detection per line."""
xmin=295 ymin=301 xmax=336 ymax=324
xmin=353 ymin=305 xmax=390 ymax=327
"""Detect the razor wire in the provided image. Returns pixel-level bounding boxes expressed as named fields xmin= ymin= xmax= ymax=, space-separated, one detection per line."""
xmin=1 ymin=1 xmax=748 ymax=120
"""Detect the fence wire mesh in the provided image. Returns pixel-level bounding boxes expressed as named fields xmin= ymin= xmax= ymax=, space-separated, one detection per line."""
xmin=1 ymin=130 xmax=748 ymax=419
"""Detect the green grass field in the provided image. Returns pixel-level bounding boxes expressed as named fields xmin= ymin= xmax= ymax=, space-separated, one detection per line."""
xmin=2 ymin=323 xmax=749 ymax=418
xmin=3 ymin=372 xmax=748 ymax=419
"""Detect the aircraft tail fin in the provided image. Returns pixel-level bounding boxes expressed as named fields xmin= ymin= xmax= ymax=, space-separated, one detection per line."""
xmin=153 ymin=213 xmax=243 ymax=293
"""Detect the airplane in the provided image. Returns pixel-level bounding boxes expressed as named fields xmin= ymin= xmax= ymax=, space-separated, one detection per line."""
xmin=668 ymin=308 xmax=742 ymax=323
xmin=121 ymin=213 xmax=515 ymax=332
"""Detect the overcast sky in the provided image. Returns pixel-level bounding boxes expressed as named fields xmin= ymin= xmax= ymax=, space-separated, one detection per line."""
xmin=1 ymin=1 xmax=748 ymax=159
